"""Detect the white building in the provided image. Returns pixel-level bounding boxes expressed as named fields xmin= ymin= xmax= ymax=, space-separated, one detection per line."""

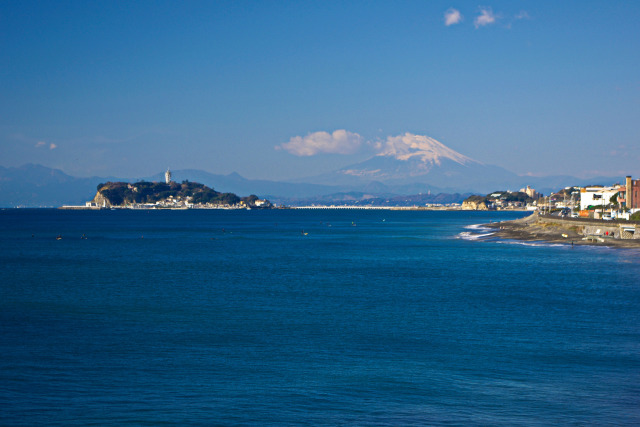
xmin=254 ymin=199 xmax=270 ymax=207
xmin=579 ymin=186 xmax=621 ymax=211
xmin=165 ymin=168 xmax=172 ymax=184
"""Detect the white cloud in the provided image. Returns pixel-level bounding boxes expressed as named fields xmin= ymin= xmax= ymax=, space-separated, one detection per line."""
xmin=49 ymin=143 xmax=57 ymax=150
xmin=277 ymin=130 xmax=363 ymax=156
xmin=444 ymin=8 xmax=462 ymax=26
xmin=474 ymin=7 xmax=496 ymax=28
xmin=35 ymin=141 xmax=46 ymax=148
xmin=515 ymin=10 xmax=530 ymax=20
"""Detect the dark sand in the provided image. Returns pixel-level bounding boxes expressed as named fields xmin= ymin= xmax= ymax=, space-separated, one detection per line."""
xmin=485 ymin=213 xmax=640 ymax=249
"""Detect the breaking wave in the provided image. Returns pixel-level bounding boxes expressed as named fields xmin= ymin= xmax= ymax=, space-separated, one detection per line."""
xmin=464 ymin=224 xmax=493 ymax=232
xmin=458 ymin=231 xmax=495 ymax=240
xmin=458 ymin=224 xmax=495 ymax=240
xmin=495 ymin=240 xmax=566 ymax=248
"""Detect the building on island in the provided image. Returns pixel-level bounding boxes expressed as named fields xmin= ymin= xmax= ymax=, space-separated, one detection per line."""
xmin=165 ymin=168 xmax=172 ymax=184
xmin=254 ymin=199 xmax=271 ymax=207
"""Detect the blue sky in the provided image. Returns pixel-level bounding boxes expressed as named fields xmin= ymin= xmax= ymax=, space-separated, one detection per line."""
xmin=1 ymin=1 xmax=639 ymax=180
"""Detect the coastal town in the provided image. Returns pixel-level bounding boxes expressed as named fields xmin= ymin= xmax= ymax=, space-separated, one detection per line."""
xmin=62 ymin=169 xmax=640 ymax=219
xmin=462 ymin=176 xmax=640 ymax=219
xmin=476 ymin=175 xmax=640 ymax=244
xmin=459 ymin=175 xmax=640 ymax=244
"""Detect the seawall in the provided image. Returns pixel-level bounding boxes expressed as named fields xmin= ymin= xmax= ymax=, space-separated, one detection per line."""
xmin=536 ymin=214 xmax=640 ymax=240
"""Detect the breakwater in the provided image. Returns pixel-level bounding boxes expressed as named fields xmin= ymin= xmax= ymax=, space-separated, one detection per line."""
xmin=536 ymin=214 xmax=639 ymax=240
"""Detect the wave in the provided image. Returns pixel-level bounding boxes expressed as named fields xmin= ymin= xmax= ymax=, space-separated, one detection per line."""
xmin=458 ymin=223 xmax=496 ymax=240
xmin=494 ymin=239 xmax=566 ymax=248
xmin=458 ymin=231 xmax=495 ymax=240
xmin=464 ymin=223 xmax=493 ymax=232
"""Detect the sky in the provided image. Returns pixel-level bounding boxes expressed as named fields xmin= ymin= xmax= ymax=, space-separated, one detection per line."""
xmin=1 ymin=0 xmax=639 ymax=181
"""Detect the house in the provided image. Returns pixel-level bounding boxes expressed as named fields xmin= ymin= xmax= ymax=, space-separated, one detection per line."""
xmin=579 ymin=186 xmax=622 ymax=211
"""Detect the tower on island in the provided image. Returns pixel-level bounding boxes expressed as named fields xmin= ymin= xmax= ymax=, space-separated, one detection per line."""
xmin=165 ymin=168 xmax=172 ymax=184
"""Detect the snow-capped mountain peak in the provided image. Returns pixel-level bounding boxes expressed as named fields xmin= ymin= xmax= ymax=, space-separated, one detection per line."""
xmin=375 ymin=133 xmax=476 ymax=165
xmin=303 ymin=132 xmax=523 ymax=192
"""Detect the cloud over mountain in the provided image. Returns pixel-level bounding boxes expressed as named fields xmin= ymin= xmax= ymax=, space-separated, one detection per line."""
xmin=277 ymin=130 xmax=475 ymax=164
xmin=277 ymin=130 xmax=363 ymax=156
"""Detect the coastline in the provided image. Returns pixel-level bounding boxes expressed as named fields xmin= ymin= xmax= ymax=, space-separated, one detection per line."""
xmin=485 ymin=213 xmax=640 ymax=248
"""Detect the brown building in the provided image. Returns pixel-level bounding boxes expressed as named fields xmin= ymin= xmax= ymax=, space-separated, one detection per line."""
xmin=621 ymin=176 xmax=640 ymax=209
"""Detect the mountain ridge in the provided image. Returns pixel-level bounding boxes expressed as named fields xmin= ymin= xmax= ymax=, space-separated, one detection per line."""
xmin=0 ymin=162 xmax=626 ymax=207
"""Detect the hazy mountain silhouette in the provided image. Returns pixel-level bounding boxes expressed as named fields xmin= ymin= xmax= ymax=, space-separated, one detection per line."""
xmin=0 ymin=164 xmax=109 ymax=207
xmin=301 ymin=133 xmax=626 ymax=195
xmin=306 ymin=134 xmax=522 ymax=192
xmin=0 ymin=165 xmax=340 ymax=207
xmin=0 ymin=157 xmax=626 ymax=207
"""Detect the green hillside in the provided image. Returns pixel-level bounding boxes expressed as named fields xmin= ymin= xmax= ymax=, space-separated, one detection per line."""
xmin=94 ymin=181 xmax=268 ymax=207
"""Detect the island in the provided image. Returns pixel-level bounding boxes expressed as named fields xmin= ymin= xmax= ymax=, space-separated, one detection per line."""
xmin=63 ymin=180 xmax=272 ymax=210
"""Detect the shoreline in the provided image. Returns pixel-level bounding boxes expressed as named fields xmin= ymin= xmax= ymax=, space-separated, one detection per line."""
xmin=484 ymin=213 xmax=640 ymax=249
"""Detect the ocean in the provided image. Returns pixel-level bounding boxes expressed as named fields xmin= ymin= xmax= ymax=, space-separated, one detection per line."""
xmin=1 ymin=208 xmax=639 ymax=425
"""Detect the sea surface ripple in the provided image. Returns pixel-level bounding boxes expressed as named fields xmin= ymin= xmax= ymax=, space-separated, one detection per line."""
xmin=1 ymin=209 xmax=639 ymax=425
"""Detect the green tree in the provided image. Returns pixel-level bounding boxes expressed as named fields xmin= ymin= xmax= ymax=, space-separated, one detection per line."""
xmin=609 ymin=193 xmax=619 ymax=208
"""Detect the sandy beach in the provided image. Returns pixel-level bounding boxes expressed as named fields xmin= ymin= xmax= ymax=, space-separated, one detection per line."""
xmin=485 ymin=213 xmax=640 ymax=249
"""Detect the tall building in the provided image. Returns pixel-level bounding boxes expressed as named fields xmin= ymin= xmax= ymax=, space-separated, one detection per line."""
xmin=519 ymin=185 xmax=541 ymax=199
xmin=623 ymin=176 xmax=640 ymax=210
xmin=165 ymin=168 xmax=172 ymax=184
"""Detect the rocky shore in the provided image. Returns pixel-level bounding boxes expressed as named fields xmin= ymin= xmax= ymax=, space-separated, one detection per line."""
xmin=486 ymin=213 xmax=640 ymax=248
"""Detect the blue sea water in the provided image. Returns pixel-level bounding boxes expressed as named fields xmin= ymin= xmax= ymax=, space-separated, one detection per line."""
xmin=1 ymin=208 xmax=639 ymax=425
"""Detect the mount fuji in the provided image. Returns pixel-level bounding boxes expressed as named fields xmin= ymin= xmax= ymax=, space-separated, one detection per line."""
xmin=306 ymin=133 xmax=523 ymax=193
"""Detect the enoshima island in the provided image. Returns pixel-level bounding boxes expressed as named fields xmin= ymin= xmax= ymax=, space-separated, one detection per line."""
xmin=63 ymin=169 xmax=273 ymax=210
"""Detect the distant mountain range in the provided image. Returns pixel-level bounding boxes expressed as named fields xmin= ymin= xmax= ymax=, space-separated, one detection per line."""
xmin=301 ymin=134 xmax=623 ymax=195
xmin=0 ymin=164 xmax=340 ymax=207
xmin=0 ymin=164 xmax=111 ymax=207
xmin=0 ymin=136 xmax=627 ymax=207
